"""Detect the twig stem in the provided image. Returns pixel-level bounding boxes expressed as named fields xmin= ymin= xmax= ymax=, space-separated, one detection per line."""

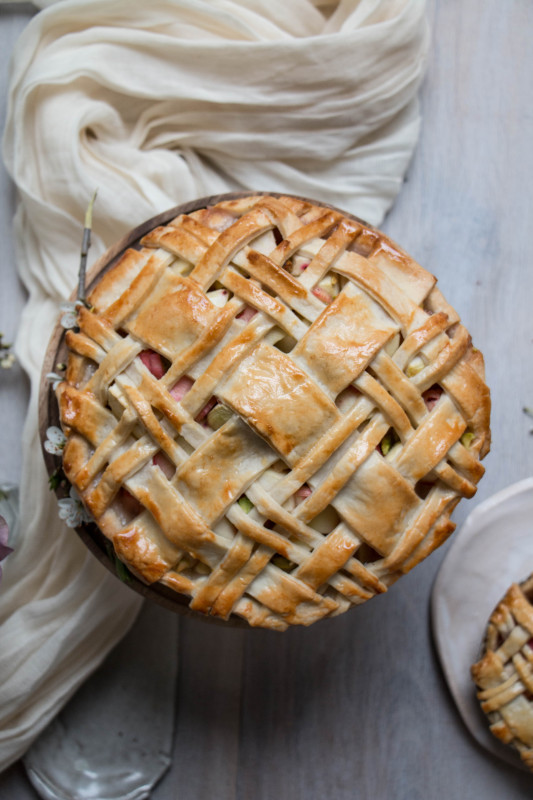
xmin=77 ymin=189 xmax=98 ymax=307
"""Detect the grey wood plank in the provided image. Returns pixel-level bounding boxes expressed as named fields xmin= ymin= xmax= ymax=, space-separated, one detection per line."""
xmin=0 ymin=7 xmax=33 ymax=487
xmin=154 ymin=620 xmax=245 ymax=800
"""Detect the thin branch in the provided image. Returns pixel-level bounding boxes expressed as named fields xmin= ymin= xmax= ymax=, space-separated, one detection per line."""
xmin=77 ymin=189 xmax=98 ymax=307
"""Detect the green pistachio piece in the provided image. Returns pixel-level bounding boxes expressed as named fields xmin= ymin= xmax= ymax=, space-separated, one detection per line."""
xmin=238 ymin=496 xmax=253 ymax=513
xmin=380 ymin=433 xmax=392 ymax=455
xmin=207 ymin=404 xmax=233 ymax=430
xmin=271 ymin=554 xmax=295 ymax=572
xmin=461 ymin=431 xmax=475 ymax=448
xmin=406 ymin=356 xmax=424 ymax=377
xmin=380 ymin=428 xmax=400 ymax=456
xmin=385 ymin=442 xmax=402 ymax=461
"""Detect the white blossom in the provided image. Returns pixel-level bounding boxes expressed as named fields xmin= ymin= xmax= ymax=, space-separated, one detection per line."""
xmin=44 ymin=426 xmax=67 ymax=455
xmin=60 ymin=301 xmax=82 ymax=329
xmin=58 ymin=486 xmax=92 ymax=528
xmin=0 ymin=353 xmax=16 ymax=369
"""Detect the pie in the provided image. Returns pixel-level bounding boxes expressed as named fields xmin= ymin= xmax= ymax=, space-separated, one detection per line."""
xmin=471 ymin=575 xmax=533 ymax=770
xmin=55 ymin=192 xmax=491 ymax=629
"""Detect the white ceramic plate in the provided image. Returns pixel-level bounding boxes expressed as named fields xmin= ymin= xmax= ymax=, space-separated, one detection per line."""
xmin=431 ymin=477 xmax=533 ymax=771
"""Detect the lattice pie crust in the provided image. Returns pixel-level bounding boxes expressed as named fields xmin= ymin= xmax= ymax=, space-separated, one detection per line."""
xmin=472 ymin=576 xmax=533 ymax=770
xmin=57 ymin=194 xmax=490 ymax=630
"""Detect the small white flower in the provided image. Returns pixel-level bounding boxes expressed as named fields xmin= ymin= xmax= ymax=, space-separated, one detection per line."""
xmin=44 ymin=426 xmax=67 ymax=455
xmin=0 ymin=353 xmax=16 ymax=369
xmin=60 ymin=301 xmax=82 ymax=329
xmin=46 ymin=372 xmax=64 ymax=391
xmin=58 ymin=486 xmax=92 ymax=528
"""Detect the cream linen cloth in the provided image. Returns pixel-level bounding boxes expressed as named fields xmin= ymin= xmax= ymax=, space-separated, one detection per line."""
xmin=1 ymin=0 xmax=428 ymax=770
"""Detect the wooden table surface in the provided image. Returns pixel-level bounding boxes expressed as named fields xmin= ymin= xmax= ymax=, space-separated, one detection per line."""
xmin=1 ymin=1 xmax=533 ymax=798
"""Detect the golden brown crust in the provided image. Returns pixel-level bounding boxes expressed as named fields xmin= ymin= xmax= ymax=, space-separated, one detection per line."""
xmin=471 ymin=577 xmax=533 ymax=770
xmin=56 ymin=194 xmax=490 ymax=629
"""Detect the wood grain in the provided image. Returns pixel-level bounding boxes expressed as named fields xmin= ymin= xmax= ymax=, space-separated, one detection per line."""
xmin=2 ymin=0 xmax=533 ymax=798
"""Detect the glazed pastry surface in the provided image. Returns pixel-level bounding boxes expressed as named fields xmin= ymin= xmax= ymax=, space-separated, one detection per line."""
xmin=58 ymin=194 xmax=490 ymax=629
